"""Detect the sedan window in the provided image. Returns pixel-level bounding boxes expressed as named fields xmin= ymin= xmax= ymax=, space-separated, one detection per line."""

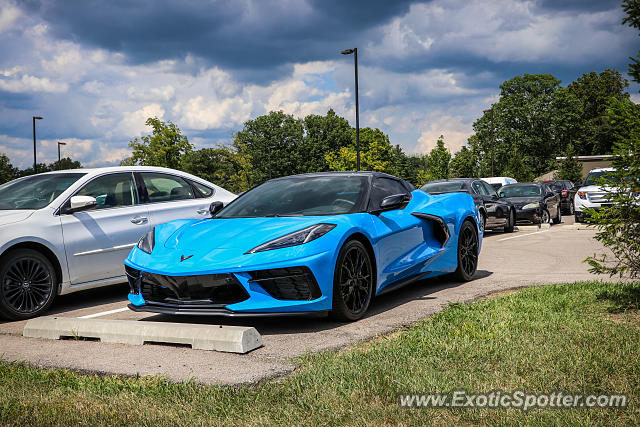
xmin=75 ymin=173 xmax=137 ymax=209
xmin=500 ymin=185 xmax=542 ymax=197
xmin=420 ymin=181 xmax=466 ymax=193
xmin=141 ymin=173 xmax=195 ymax=202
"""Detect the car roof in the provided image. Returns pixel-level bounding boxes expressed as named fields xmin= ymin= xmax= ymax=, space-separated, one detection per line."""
xmin=276 ymin=171 xmax=398 ymax=179
xmin=36 ymin=166 xmax=189 ymax=175
xmin=588 ymin=167 xmax=616 ymax=173
xmin=501 ymin=182 xmax=543 ymax=187
xmin=424 ymin=178 xmax=475 ymax=183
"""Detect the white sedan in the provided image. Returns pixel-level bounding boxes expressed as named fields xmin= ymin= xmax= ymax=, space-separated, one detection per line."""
xmin=0 ymin=166 xmax=236 ymax=320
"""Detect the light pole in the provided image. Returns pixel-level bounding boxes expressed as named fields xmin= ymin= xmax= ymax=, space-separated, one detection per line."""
xmin=483 ymin=108 xmax=494 ymax=176
xmin=32 ymin=116 xmax=43 ymax=173
xmin=57 ymin=141 xmax=66 ymax=169
xmin=341 ymin=48 xmax=360 ymax=171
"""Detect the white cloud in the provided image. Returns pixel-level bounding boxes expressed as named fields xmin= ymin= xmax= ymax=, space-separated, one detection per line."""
xmin=0 ymin=2 xmax=21 ymax=34
xmin=417 ymin=114 xmax=473 ymax=154
xmin=119 ymin=104 xmax=166 ymax=137
xmin=0 ymin=74 xmax=68 ymax=93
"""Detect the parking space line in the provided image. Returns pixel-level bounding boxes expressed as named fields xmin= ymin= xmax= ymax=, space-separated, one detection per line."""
xmin=497 ymin=229 xmax=550 ymax=242
xmin=79 ymin=307 xmax=130 ymax=319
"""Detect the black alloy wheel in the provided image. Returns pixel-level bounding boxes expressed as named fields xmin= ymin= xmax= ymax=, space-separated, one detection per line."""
xmin=331 ymin=240 xmax=374 ymax=321
xmin=0 ymin=249 xmax=57 ymax=320
xmin=453 ymin=221 xmax=479 ymax=281
xmin=541 ymin=209 xmax=550 ymax=224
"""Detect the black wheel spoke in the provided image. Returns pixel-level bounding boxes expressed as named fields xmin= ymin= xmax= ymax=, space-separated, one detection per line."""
xmin=339 ymin=245 xmax=372 ymax=314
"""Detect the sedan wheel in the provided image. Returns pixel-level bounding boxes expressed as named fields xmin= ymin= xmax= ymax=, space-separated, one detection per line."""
xmin=453 ymin=221 xmax=478 ymax=281
xmin=331 ymin=240 xmax=374 ymax=321
xmin=541 ymin=209 xmax=550 ymax=224
xmin=504 ymin=209 xmax=515 ymax=233
xmin=0 ymin=249 xmax=57 ymax=320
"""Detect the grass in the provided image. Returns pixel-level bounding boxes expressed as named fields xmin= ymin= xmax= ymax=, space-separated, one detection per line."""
xmin=1 ymin=280 xmax=639 ymax=426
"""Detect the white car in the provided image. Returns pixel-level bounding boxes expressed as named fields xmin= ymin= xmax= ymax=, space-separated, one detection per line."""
xmin=574 ymin=167 xmax=616 ymax=222
xmin=481 ymin=176 xmax=517 ymax=191
xmin=0 ymin=166 xmax=236 ymax=320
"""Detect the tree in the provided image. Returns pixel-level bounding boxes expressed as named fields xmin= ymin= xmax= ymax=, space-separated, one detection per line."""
xmin=301 ymin=109 xmax=352 ymax=173
xmin=585 ymin=97 xmax=640 ymax=278
xmin=49 ymin=157 xmax=82 ymax=171
xmin=180 ymin=146 xmax=251 ymax=193
xmin=126 ymin=117 xmax=193 ymax=169
xmin=234 ymin=111 xmax=304 ymax=186
xmin=622 ymin=0 xmax=640 ymax=85
xmin=553 ymin=144 xmax=583 ymax=183
xmin=0 ymin=154 xmax=17 ymax=184
xmin=567 ymin=69 xmax=630 ymax=154
xmin=449 ymin=146 xmax=476 ymax=178
xmin=326 ymin=133 xmax=394 ymax=173
xmin=471 ymin=74 xmax=561 ymax=180
xmin=426 ymin=136 xmax=451 ymax=180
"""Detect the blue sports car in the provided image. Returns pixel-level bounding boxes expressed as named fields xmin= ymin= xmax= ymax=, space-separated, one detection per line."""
xmin=125 ymin=172 xmax=482 ymax=321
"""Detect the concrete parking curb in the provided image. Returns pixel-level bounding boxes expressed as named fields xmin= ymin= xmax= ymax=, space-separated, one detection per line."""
xmin=23 ymin=317 xmax=263 ymax=354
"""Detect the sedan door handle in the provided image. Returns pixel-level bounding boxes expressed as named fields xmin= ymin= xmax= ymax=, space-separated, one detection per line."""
xmin=197 ymin=208 xmax=208 ymax=215
xmin=130 ymin=216 xmax=148 ymax=225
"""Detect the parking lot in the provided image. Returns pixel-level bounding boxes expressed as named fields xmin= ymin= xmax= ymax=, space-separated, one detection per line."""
xmin=0 ymin=216 xmax=613 ymax=384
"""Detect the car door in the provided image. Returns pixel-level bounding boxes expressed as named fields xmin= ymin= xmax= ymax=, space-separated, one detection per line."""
xmin=542 ymin=184 xmax=559 ymax=217
xmin=60 ymin=172 xmax=150 ymax=285
xmin=138 ymin=172 xmax=211 ymax=227
xmin=480 ymin=181 xmax=509 ymax=226
xmin=472 ymin=180 xmax=498 ymax=227
xmin=367 ymin=177 xmax=425 ymax=290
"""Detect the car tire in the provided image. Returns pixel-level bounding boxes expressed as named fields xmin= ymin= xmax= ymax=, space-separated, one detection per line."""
xmin=452 ymin=220 xmax=479 ymax=282
xmin=480 ymin=212 xmax=486 ymax=231
xmin=330 ymin=240 xmax=374 ymax=322
xmin=541 ymin=209 xmax=550 ymax=224
xmin=574 ymin=214 xmax=582 ymax=223
xmin=568 ymin=201 xmax=574 ymax=215
xmin=504 ymin=209 xmax=515 ymax=233
xmin=552 ymin=206 xmax=562 ymax=224
xmin=0 ymin=249 xmax=57 ymax=320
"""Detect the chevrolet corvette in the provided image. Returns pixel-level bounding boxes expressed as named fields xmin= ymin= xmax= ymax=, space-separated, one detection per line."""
xmin=125 ymin=172 xmax=482 ymax=321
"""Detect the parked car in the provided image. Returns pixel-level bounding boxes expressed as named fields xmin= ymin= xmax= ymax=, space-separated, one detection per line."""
xmin=125 ymin=172 xmax=483 ymax=321
xmin=498 ymin=182 xmax=561 ymax=224
xmin=574 ymin=168 xmax=617 ymax=223
xmin=544 ymin=180 xmax=578 ymax=215
xmin=0 ymin=166 xmax=236 ymax=320
xmin=420 ymin=178 xmax=515 ymax=232
xmin=481 ymin=176 xmax=517 ymax=191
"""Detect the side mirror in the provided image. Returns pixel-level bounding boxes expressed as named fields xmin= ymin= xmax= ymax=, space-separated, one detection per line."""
xmin=64 ymin=195 xmax=96 ymax=214
xmin=379 ymin=193 xmax=409 ymax=212
xmin=209 ymin=201 xmax=224 ymax=217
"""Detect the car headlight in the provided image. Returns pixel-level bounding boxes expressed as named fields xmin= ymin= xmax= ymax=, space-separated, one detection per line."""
xmin=137 ymin=228 xmax=155 ymax=254
xmin=246 ymin=223 xmax=336 ymax=254
xmin=577 ymin=191 xmax=587 ymax=200
xmin=522 ymin=202 xmax=540 ymax=210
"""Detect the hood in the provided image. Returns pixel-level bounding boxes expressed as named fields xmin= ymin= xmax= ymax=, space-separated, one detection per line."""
xmin=578 ymin=185 xmax=611 ymax=193
xmin=163 ymin=216 xmax=338 ymax=251
xmin=501 ymin=196 xmax=542 ymax=208
xmin=0 ymin=210 xmax=35 ymax=227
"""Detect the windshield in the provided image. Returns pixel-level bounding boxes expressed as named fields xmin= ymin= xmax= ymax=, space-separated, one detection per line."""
xmin=548 ymin=182 xmax=565 ymax=191
xmin=0 ymin=173 xmax=86 ymax=210
xmin=499 ymin=185 xmax=542 ymax=197
xmin=420 ymin=181 xmax=466 ymax=193
xmin=584 ymin=171 xmax=618 ymax=186
xmin=217 ymin=175 xmax=368 ymax=218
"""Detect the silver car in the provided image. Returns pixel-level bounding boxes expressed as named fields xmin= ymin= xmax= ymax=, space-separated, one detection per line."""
xmin=0 ymin=166 xmax=236 ymax=320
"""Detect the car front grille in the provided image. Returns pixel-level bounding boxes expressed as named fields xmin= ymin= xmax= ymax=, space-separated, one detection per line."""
xmin=127 ymin=267 xmax=249 ymax=306
xmin=248 ymin=267 xmax=321 ymax=301
xmin=587 ymin=191 xmax=611 ymax=203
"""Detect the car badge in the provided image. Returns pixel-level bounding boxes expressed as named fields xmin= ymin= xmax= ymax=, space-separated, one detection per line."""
xmin=180 ymin=254 xmax=194 ymax=262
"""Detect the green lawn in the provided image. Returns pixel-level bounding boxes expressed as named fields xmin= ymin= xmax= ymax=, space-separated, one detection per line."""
xmin=1 ymin=281 xmax=639 ymax=426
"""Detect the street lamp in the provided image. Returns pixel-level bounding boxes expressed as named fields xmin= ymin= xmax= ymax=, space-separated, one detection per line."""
xmin=57 ymin=141 xmax=66 ymax=169
xmin=32 ymin=116 xmax=43 ymax=173
xmin=483 ymin=108 xmax=494 ymax=176
xmin=341 ymin=48 xmax=360 ymax=171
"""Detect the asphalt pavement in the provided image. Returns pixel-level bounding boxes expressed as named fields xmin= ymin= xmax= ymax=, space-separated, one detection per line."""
xmin=0 ymin=216 xmax=616 ymax=384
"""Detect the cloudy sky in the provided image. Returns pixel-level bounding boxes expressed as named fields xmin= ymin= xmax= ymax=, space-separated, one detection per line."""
xmin=0 ymin=0 xmax=638 ymax=168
